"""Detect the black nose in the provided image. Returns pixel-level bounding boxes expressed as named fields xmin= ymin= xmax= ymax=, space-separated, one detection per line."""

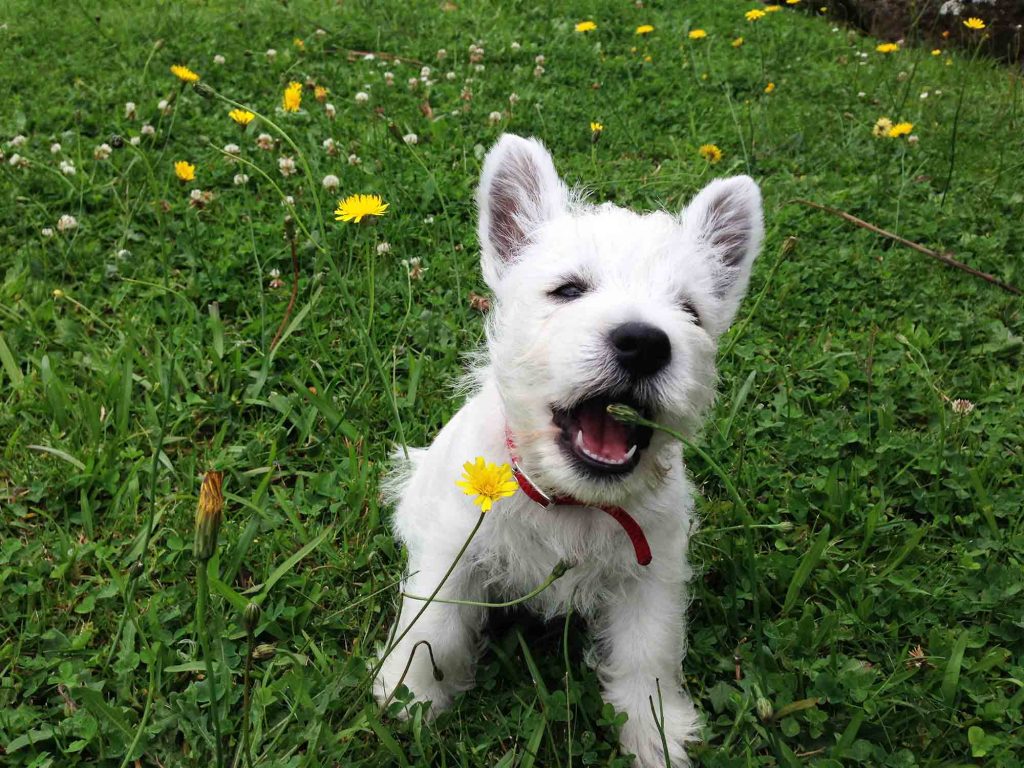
xmin=609 ymin=322 xmax=671 ymax=378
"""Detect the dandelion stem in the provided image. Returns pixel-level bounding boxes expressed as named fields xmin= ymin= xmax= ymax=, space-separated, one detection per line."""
xmin=402 ymin=560 xmax=571 ymax=608
xmin=196 ymin=562 xmax=225 ymax=768
xmin=242 ymin=630 xmax=256 ymax=768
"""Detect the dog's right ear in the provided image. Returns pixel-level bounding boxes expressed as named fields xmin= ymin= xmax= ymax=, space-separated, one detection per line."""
xmin=477 ymin=134 xmax=567 ymax=284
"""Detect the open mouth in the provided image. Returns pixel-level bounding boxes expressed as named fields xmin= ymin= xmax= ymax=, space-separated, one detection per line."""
xmin=552 ymin=394 xmax=654 ymax=477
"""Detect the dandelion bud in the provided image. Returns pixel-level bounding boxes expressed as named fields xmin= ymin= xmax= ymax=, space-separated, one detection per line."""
xmin=193 ymin=81 xmax=215 ymax=99
xmin=606 ymin=403 xmax=643 ymax=425
xmin=252 ymin=643 xmax=276 ymax=661
xmin=243 ymin=602 xmax=262 ymax=632
xmin=193 ymin=471 xmax=224 ymax=561
xmin=551 ymin=560 xmax=573 ymax=579
xmin=756 ymin=696 xmax=774 ymax=721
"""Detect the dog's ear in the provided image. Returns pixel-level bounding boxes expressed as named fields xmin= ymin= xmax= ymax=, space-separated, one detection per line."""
xmin=682 ymin=175 xmax=763 ymax=320
xmin=477 ymin=134 xmax=567 ymax=283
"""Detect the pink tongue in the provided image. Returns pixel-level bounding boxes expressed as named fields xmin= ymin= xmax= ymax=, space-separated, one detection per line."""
xmin=578 ymin=406 xmax=631 ymax=460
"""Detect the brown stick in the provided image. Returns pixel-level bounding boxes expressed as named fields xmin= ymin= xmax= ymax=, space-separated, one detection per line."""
xmin=791 ymin=198 xmax=1022 ymax=296
xmin=269 ymin=220 xmax=299 ymax=353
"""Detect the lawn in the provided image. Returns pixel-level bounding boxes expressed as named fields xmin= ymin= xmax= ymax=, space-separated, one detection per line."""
xmin=1 ymin=0 xmax=1022 ymax=766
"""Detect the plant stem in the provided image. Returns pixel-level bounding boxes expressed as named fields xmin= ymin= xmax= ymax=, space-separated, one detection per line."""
xmin=196 ymin=562 xmax=225 ymax=768
xmin=242 ymin=630 xmax=255 ymax=768
xmin=402 ymin=561 xmax=571 ymax=608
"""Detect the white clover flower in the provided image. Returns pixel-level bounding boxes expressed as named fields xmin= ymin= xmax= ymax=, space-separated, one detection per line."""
xmin=116 ymin=248 xmax=131 ymax=259
xmin=282 ymin=195 xmax=295 ymax=206
xmin=510 ymin=41 xmax=521 ymax=51
xmin=322 ymin=137 xmax=337 ymax=155
xmin=355 ymin=91 xmax=369 ymax=104
xmin=907 ymin=135 xmax=919 ymax=145
xmin=158 ymin=99 xmax=172 ymax=115
xmin=256 ymin=133 xmax=274 ymax=150
xmin=233 ymin=173 xmax=250 ymax=185
xmin=474 ymin=63 xmax=485 ymax=72
xmin=8 ymin=134 xmax=26 ymax=148
xmin=325 ymin=103 xmax=337 ymax=119
xmin=347 ymin=153 xmax=361 ymax=165
xmin=402 ymin=256 xmax=427 ymax=280
xmin=266 ymin=48 xmax=277 ymax=60
xmin=190 ymin=189 xmax=205 ymax=202
xmin=384 ymin=71 xmax=395 ymax=86
xmin=408 ymin=77 xmax=419 ymax=90
xmin=94 ymin=143 xmax=112 ymax=160
xmin=315 ymin=28 xmax=327 ymax=38
xmin=376 ymin=241 xmax=391 ymax=255
xmin=8 ymin=153 xmax=27 ymax=168
xmin=278 ymin=156 xmax=297 ymax=176
xmin=130 ymin=136 xmax=141 ymax=146
xmin=41 ymin=227 xmax=55 ymax=238
xmin=50 ymin=142 xmax=61 ymax=154
xmin=59 ymin=160 xmax=76 ymax=176
xmin=57 ymin=214 xmax=78 ymax=232
xmin=363 ymin=53 xmax=375 ymax=61
xmin=488 ymin=111 xmax=503 ymax=125
xmin=535 ymin=54 xmax=546 ymax=65
xmin=141 ymin=124 xmax=155 ymax=136
xmin=321 ymin=174 xmax=340 ymax=190
xmin=420 ymin=66 xmax=432 ymax=79
xmin=223 ymin=143 xmax=241 ymax=157
xmin=446 ymin=71 xmax=456 ymax=81
xmin=509 ymin=92 xmax=520 ymax=105
xmin=436 ymin=49 xmax=447 ymax=60
xmin=125 ymin=101 xmax=137 ymax=119
xmin=533 ymin=65 xmax=545 ymax=77
xmin=951 ymin=398 xmax=975 ymax=415
xmin=214 ymin=54 xmax=226 ymax=65
xmin=403 ymin=133 xmax=419 ymax=145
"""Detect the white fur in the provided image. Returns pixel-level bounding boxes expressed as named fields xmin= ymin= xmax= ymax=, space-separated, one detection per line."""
xmin=374 ymin=134 xmax=763 ymax=767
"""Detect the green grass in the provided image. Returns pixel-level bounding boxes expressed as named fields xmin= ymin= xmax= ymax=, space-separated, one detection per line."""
xmin=2 ymin=1 xmax=1023 ymax=765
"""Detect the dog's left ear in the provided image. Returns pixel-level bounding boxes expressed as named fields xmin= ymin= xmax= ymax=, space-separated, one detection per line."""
xmin=477 ymin=134 xmax=567 ymax=285
xmin=682 ymin=175 xmax=764 ymax=325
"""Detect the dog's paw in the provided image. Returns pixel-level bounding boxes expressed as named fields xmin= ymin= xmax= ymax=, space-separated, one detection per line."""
xmin=373 ymin=656 xmax=456 ymax=720
xmin=619 ymin=692 xmax=700 ymax=768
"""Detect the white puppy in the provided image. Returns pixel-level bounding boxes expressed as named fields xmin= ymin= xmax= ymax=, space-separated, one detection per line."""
xmin=375 ymin=134 xmax=763 ymax=766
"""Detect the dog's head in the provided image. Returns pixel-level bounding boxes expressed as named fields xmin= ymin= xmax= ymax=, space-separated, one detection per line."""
xmin=477 ymin=134 xmax=763 ymax=505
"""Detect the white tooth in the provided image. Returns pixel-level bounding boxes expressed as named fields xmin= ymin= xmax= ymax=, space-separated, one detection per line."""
xmin=576 ymin=430 xmax=585 ymax=448
xmin=624 ymin=445 xmax=637 ymax=460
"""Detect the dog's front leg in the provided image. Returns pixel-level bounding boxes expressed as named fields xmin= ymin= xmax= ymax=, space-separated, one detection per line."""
xmin=596 ymin=573 xmax=700 ymax=767
xmin=374 ymin=546 xmax=485 ymax=718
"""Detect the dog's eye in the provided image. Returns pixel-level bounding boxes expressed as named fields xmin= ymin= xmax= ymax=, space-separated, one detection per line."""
xmin=550 ymin=282 xmax=587 ymax=301
xmin=679 ymin=299 xmax=701 ymax=325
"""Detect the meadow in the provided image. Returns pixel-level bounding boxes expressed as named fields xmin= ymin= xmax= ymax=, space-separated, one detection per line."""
xmin=1 ymin=0 xmax=1022 ymax=765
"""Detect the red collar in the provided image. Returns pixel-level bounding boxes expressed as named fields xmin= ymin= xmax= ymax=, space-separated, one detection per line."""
xmin=504 ymin=427 xmax=652 ymax=566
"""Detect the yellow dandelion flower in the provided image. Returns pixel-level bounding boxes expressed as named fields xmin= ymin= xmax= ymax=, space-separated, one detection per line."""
xmin=732 ymin=36 xmax=745 ymax=47
xmin=575 ymin=20 xmax=597 ymax=32
xmin=699 ymin=143 xmax=723 ymax=163
xmin=334 ymin=193 xmax=389 ymax=223
xmin=786 ymin=0 xmax=800 ymax=4
xmin=456 ymin=457 xmax=519 ymax=512
xmin=963 ymin=17 xmax=985 ymax=30
xmin=745 ymin=9 xmax=766 ymax=21
xmin=174 ymin=160 xmax=196 ymax=181
xmin=170 ymin=64 xmax=200 ymax=83
xmin=314 ymin=85 xmax=329 ymax=102
xmin=636 ymin=24 xmax=655 ymax=35
xmin=876 ymin=42 xmax=900 ymax=53
xmin=688 ymin=29 xmax=708 ymax=39
xmin=229 ymin=108 xmax=255 ymax=126
xmin=282 ymin=81 xmax=303 ymax=112
xmin=764 ymin=81 xmax=776 ymax=93
xmin=194 ymin=470 xmax=224 ymax=560
xmin=931 ymin=49 xmax=942 ymax=56
xmin=293 ymin=37 xmax=305 ymax=50
xmin=590 ymin=121 xmax=604 ymax=133
xmin=887 ymin=121 xmax=913 ymax=138
xmin=872 ymin=117 xmax=893 ymax=137
xmin=765 ymin=5 xmax=782 ymax=12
